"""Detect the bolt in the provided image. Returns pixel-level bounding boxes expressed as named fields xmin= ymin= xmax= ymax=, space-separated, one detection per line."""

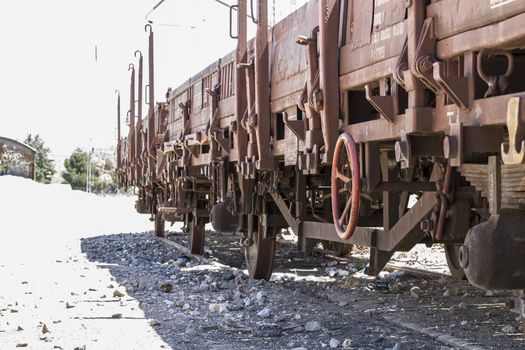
xmin=242 ymin=238 xmax=254 ymax=247
xmin=417 ymin=55 xmax=435 ymax=73
xmin=459 ymin=245 xmax=469 ymax=269
xmin=443 ymin=135 xmax=456 ymax=160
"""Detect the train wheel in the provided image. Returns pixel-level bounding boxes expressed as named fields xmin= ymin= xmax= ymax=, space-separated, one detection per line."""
xmin=154 ymin=213 xmax=165 ymax=237
xmin=245 ymin=215 xmax=276 ymax=280
xmin=445 ymin=244 xmax=466 ymax=280
xmin=188 ymin=218 xmax=205 ymax=255
xmin=331 ymin=132 xmax=361 ymax=240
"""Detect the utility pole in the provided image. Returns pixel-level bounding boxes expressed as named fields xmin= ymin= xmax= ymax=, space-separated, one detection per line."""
xmin=86 ymin=147 xmax=94 ymax=193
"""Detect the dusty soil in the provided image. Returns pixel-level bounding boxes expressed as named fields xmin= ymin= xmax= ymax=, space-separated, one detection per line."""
xmin=0 ymin=177 xmax=165 ymax=349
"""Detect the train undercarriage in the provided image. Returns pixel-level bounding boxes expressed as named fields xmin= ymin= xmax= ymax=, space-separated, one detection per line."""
xmin=117 ymin=0 xmax=525 ymax=329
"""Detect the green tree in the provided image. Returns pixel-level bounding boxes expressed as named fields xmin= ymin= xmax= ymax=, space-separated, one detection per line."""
xmin=23 ymin=134 xmax=55 ymax=184
xmin=62 ymin=149 xmax=100 ymax=191
xmin=62 ymin=148 xmax=118 ymax=193
xmin=94 ymin=159 xmax=117 ymax=193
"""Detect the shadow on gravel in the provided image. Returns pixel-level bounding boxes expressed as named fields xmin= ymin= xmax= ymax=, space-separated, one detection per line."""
xmin=79 ymin=231 xmax=495 ymax=350
xmin=80 ymin=232 xmax=249 ymax=350
xmin=81 ymin=233 xmax=523 ymax=350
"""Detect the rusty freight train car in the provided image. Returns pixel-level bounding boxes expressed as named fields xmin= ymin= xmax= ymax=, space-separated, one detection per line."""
xmin=117 ymin=0 xmax=525 ymax=326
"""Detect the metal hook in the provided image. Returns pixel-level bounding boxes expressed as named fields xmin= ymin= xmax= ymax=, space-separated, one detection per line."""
xmin=476 ymin=51 xmax=489 ymax=84
xmin=128 ymin=63 xmax=134 ymax=71
xmin=504 ymin=53 xmax=514 ymax=78
xmin=134 ymin=50 xmax=142 ymax=59
xmin=229 ymin=5 xmax=239 ymax=39
xmin=501 ymin=97 xmax=525 ymax=165
xmin=250 ymin=0 xmax=258 ymax=24
xmin=114 ymin=89 xmax=120 ymax=96
xmin=145 ymin=24 xmax=153 ymax=33
xmin=477 ymin=50 xmax=514 ymax=83
xmin=477 ymin=50 xmax=514 ymax=98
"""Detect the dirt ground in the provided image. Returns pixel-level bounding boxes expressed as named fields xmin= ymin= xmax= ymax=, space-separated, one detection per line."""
xmin=1 ymin=176 xmax=524 ymax=349
xmin=0 ymin=177 xmax=165 ymax=349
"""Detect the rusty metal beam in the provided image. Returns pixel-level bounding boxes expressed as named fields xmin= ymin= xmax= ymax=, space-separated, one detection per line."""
xmin=302 ymin=221 xmax=378 ymax=245
xmin=436 ymin=12 xmax=525 ymax=60
xmin=344 ymin=92 xmax=525 ymax=143
xmin=375 ymin=181 xmax=436 ymax=192
xmin=301 ymin=189 xmax=434 ymax=252
xmin=340 ymin=57 xmax=398 ymax=90
xmin=254 ymin=0 xmax=273 ymax=170
xmin=269 ymin=191 xmax=299 ymax=234
xmin=318 ymin=0 xmax=340 ymax=163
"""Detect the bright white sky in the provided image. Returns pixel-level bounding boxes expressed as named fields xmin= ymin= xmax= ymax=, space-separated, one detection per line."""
xmin=0 ymin=0 xmax=308 ymax=159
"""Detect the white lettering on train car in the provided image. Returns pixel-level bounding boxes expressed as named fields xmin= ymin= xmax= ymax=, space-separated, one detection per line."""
xmin=371 ymin=22 xmax=404 ymax=44
xmin=375 ymin=0 xmax=391 ymax=7
xmin=373 ymin=12 xmax=384 ymax=27
xmin=490 ymin=0 xmax=516 ymax=8
xmin=372 ymin=46 xmax=386 ymax=61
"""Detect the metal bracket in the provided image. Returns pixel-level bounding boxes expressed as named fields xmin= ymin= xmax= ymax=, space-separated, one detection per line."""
xmin=269 ymin=191 xmax=299 ymax=235
xmin=213 ymin=133 xmax=231 ymax=153
xmin=446 ymin=124 xmax=504 ymax=167
xmin=412 ymin=17 xmax=441 ymax=94
xmin=296 ymin=27 xmax=324 ymax=152
xmin=433 ymin=62 xmax=470 ymax=110
xmin=283 ymin=111 xmax=305 ymax=141
xmin=393 ymin=38 xmax=408 ymax=90
xmin=365 ymin=84 xmax=396 ymax=123
xmin=394 ymin=131 xmax=411 ymax=169
xmin=298 ymin=144 xmax=320 ymax=175
xmin=502 ymin=97 xmax=525 ymax=164
xmin=241 ymin=156 xmax=256 ymax=179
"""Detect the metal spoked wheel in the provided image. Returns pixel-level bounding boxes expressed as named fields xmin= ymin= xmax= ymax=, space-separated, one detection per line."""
xmin=188 ymin=218 xmax=205 ymax=255
xmin=154 ymin=213 xmax=165 ymax=237
xmin=331 ymin=132 xmax=361 ymax=240
xmin=245 ymin=215 xmax=276 ymax=280
xmin=445 ymin=244 xmax=466 ymax=280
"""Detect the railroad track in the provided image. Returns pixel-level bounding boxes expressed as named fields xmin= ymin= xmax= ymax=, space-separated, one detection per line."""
xmin=160 ymin=232 xmax=450 ymax=280
xmin=156 ymin=231 xmax=523 ymax=349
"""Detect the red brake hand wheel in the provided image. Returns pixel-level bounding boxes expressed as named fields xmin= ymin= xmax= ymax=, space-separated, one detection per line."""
xmin=331 ymin=132 xmax=361 ymax=240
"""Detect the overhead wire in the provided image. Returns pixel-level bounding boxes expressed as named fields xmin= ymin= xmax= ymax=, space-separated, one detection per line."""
xmin=145 ymin=0 xmax=255 ymax=24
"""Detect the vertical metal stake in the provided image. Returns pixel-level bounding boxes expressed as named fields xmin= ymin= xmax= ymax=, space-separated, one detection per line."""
xmin=488 ymin=156 xmax=501 ymax=215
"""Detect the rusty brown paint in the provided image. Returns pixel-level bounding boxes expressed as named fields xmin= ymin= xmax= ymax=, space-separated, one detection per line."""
xmin=114 ymin=0 xmax=525 ymax=295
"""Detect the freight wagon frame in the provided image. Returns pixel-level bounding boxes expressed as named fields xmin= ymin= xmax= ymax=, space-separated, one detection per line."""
xmin=117 ymin=0 xmax=525 ymax=327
